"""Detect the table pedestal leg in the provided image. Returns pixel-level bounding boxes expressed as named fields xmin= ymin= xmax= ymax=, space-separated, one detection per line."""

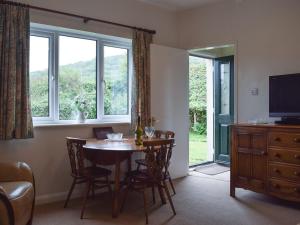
xmin=127 ymin=153 xmax=132 ymax=173
xmin=112 ymin=155 xmax=121 ymax=218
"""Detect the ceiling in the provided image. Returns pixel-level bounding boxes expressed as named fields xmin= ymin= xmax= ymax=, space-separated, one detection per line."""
xmin=137 ymin=0 xmax=228 ymax=11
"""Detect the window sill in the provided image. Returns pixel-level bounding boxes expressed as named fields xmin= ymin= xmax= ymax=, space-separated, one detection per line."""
xmin=33 ymin=120 xmax=131 ymax=128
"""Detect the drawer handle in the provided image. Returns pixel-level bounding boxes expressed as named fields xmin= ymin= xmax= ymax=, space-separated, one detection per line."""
xmin=274 ymin=137 xmax=281 ymax=142
xmin=274 ymin=153 xmax=281 ymax=158
xmin=294 ymin=138 xmax=300 ymax=143
xmin=294 ymin=171 xmax=300 ymax=176
xmin=294 ymin=188 xmax=300 ymax=193
xmin=273 ymin=168 xmax=280 ymax=173
xmin=294 ymin=155 xmax=300 ymax=159
xmin=260 ymin=151 xmax=267 ymax=156
xmin=273 ymin=183 xmax=280 ymax=189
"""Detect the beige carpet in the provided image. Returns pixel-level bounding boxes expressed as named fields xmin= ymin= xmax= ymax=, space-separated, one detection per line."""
xmin=33 ymin=172 xmax=300 ymax=225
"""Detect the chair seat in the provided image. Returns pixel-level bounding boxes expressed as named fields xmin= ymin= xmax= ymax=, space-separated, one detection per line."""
xmin=127 ymin=169 xmax=162 ymax=188
xmin=79 ymin=166 xmax=112 ymax=178
xmin=0 ymin=181 xmax=34 ymax=225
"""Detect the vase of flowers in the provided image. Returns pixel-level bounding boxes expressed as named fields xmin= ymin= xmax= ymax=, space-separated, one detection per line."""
xmin=74 ymin=95 xmax=89 ymax=123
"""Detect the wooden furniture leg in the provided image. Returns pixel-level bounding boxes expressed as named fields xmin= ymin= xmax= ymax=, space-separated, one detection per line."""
xmin=157 ymin=182 xmax=167 ymax=204
xmin=127 ymin=153 xmax=132 ymax=173
xmin=80 ymin=180 xmax=92 ymax=219
xmin=163 ymin=180 xmax=176 ymax=215
xmin=142 ymin=189 xmax=149 ymax=224
xmin=230 ymin=182 xmax=235 ymax=197
xmin=112 ymin=155 xmax=121 ymax=218
xmin=64 ymin=178 xmax=76 ymax=208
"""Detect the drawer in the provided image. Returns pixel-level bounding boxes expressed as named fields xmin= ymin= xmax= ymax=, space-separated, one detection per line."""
xmin=269 ymin=132 xmax=300 ymax=148
xmin=269 ymin=163 xmax=300 ymax=181
xmin=268 ymin=148 xmax=300 ymax=165
xmin=269 ymin=179 xmax=300 ymax=200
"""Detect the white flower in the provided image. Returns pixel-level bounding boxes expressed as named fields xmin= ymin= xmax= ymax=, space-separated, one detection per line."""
xmin=74 ymin=95 xmax=89 ymax=112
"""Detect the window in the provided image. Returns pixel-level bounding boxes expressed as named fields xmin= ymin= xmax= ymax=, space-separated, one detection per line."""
xmin=30 ymin=35 xmax=50 ymax=118
xmin=104 ymin=46 xmax=129 ymax=115
xmin=29 ymin=26 xmax=132 ymax=124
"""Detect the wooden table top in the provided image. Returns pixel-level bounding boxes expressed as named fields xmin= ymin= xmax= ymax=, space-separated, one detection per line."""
xmin=84 ymin=138 xmax=146 ymax=152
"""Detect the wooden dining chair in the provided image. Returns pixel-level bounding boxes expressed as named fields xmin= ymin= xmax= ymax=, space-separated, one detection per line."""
xmin=64 ymin=137 xmax=112 ymax=219
xmin=121 ymin=139 xmax=176 ymax=224
xmin=135 ymin=130 xmax=176 ymax=195
xmin=93 ymin=127 xmax=114 ymax=140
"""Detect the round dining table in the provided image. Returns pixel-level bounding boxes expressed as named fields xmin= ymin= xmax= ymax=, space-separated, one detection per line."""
xmin=83 ymin=138 xmax=167 ymax=218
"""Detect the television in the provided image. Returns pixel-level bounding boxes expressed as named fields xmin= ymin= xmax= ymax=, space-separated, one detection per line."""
xmin=269 ymin=73 xmax=300 ymax=124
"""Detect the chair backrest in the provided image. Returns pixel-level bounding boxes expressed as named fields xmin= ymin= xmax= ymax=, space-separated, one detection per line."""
xmin=143 ymin=139 xmax=175 ymax=181
xmin=155 ymin=131 xmax=175 ymax=172
xmin=93 ymin=127 xmax=114 ymax=140
xmin=155 ymin=130 xmax=175 ymax=139
xmin=66 ymin=137 xmax=87 ymax=176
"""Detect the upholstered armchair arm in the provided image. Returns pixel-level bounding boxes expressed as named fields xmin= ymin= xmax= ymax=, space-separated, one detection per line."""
xmin=0 ymin=186 xmax=14 ymax=225
xmin=0 ymin=162 xmax=34 ymax=184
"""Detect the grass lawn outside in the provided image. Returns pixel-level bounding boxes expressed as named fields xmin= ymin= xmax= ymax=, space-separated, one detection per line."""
xmin=189 ymin=131 xmax=208 ymax=166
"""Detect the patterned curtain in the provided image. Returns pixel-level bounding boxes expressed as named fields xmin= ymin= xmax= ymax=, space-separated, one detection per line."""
xmin=0 ymin=3 xmax=33 ymax=140
xmin=131 ymin=30 xmax=153 ymax=131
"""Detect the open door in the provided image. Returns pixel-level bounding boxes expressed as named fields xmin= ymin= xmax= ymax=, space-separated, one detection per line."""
xmin=214 ymin=56 xmax=234 ymax=164
xmin=150 ymin=44 xmax=189 ymax=178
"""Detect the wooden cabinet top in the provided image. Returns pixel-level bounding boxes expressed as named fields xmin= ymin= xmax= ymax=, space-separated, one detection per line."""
xmin=231 ymin=123 xmax=300 ymax=129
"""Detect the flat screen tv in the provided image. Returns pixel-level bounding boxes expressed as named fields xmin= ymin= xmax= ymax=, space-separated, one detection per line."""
xmin=269 ymin=73 xmax=300 ymax=124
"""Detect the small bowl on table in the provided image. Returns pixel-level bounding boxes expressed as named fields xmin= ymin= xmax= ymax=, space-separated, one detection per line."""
xmin=106 ymin=133 xmax=123 ymax=141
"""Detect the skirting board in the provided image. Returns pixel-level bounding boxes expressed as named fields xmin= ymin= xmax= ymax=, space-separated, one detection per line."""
xmin=36 ymin=188 xmax=83 ymax=205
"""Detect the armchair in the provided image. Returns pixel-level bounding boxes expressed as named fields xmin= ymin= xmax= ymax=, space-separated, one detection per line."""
xmin=0 ymin=162 xmax=35 ymax=225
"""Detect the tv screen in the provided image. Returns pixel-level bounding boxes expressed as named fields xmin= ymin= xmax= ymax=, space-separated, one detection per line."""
xmin=269 ymin=73 xmax=300 ymax=117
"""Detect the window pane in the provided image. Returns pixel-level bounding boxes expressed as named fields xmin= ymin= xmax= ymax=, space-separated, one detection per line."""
xmin=104 ymin=46 xmax=128 ymax=115
xmin=30 ymin=36 xmax=50 ymax=117
xmin=58 ymin=36 xmax=97 ymax=120
xmin=220 ymin=63 xmax=230 ymax=115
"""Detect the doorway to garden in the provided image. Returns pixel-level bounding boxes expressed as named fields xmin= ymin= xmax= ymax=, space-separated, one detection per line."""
xmin=189 ymin=45 xmax=235 ymax=167
xmin=189 ymin=55 xmax=214 ymax=166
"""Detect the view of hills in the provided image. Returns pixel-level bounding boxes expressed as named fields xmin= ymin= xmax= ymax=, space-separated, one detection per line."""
xmin=30 ymin=54 xmax=128 ymax=119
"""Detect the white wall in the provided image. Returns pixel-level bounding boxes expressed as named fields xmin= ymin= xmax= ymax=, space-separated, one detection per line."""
xmin=150 ymin=44 xmax=189 ymax=178
xmin=17 ymin=0 xmax=179 ymax=48
xmin=178 ymin=0 xmax=300 ymax=122
xmin=0 ymin=0 xmax=181 ymax=204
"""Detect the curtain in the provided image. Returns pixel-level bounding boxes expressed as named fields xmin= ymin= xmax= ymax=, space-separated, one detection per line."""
xmin=131 ymin=29 xmax=153 ymax=131
xmin=0 ymin=3 xmax=33 ymax=140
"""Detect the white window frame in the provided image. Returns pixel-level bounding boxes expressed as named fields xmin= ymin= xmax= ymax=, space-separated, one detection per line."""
xmin=30 ymin=24 xmax=132 ymax=125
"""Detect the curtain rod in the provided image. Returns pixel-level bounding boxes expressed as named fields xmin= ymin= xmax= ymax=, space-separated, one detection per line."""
xmin=0 ymin=0 xmax=156 ymax=34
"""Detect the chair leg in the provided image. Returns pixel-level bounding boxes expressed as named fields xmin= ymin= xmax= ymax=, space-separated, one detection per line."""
xmin=151 ymin=186 xmax=156 ymax=204
xmin=163 ymin=181 xmax=176 ymax=215
xmin=80 ymin=180 xmax=92 ymax=219
xmin=120 ymin=186 xmax=129 ymax=213
xmin=64 ymin=178 xmax=77 ymax=208
xmin=142 ymin=189 xmax=149 ymax=224
xmin=157 ymin=185 xmax=166 ymax=205
xmin=92 ymin=182 xmax=95 ymax=199
xmin=168 ymin=177 xmax=176 ymax=195
xmin=106 ymin=176 xmax=112 ymax=197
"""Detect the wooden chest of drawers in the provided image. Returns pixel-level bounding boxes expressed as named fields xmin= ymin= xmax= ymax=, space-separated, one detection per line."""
xmin=231 ymin=124 xmax=300 ymax=202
